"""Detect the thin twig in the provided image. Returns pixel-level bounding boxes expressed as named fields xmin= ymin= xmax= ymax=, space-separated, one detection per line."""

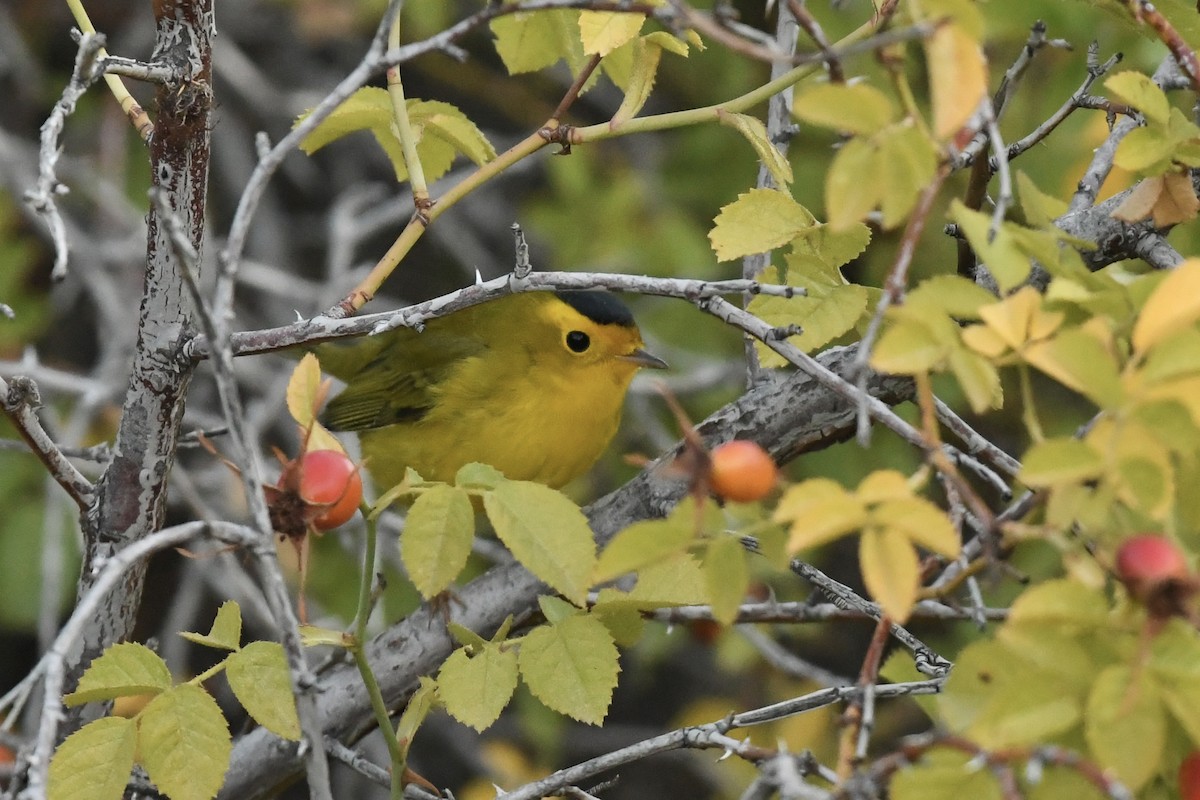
xmin=0 ymin=376 xmax=94 ymax=509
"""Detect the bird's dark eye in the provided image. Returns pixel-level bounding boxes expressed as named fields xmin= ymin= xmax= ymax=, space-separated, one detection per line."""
xmin=566 ymin=331 xmax=591 ymax=353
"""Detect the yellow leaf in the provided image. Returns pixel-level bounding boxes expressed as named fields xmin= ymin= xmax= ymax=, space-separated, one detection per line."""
xmin=286 ymin=353 xmax=329 ymax=430
xmin=877 ymin=498 xmax=961 ymax=558
xmin=925 ymin=23 xmax=987 ymax=139
xmin=1133 ymin=259 xmax=1200 ymax=353
xmin=856 ymin=470 xmax=912 ymax=504
xmin=774 ymin=479 xmax=867 ymax=552
xmin=1156 ymin=171 xmax=1200 ymax=226
xmin=792 ymin=83 xmax=897 ymax=135
xmin=1111 ymin=175 xmax=1164 ymax=224
xmin=859 ymin=529 xmax=919 ymax=622
xmin=709 ymin=189 xmax=815 ymax=261
xmin=578 ymin=11 xmax=644 ymax=56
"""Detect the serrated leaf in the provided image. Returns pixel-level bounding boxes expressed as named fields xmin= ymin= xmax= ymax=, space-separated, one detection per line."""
xmin=1024 ymin=329 xmax=1124 ymax=409
xmin=626 ymin=553 xmax=708 ymax=606
xmin=594 ymin=517 xmax=696 ymax=584
xmin=411 ymin=100 xmax=496 ymax=167
xmin=491 ymin=10 xmax=583 ymax=75
xmin=793 ymin=221 xmax=872 ymax=270
xmin=226 ymin=641 xmax=301 ymax=741
xmin=948 ymin=346 xmax=1003 ymax=413
xmin=401 ymin=485 xmax=476 ymax=598
xmin=951 ymin=202 xmax=1033 ymax=291
xmin=298 ymin=624 xmax=351 ymax=648
xmin=826 ymin=136 xmax=881 ymax=231
xmin=180 ymin=601 xmax=242 ymax=652
xmin=1105 ymin=70 xmax=1170 ymax=125
xmin=48 ymin=717 xmax=136 ymax=800
xmin=286 ymin=353 xmax=329 ymax=432
xmin=749 ymin=283 xmax=868 ymax=364
xmin=439 ymin=643 xmax=518 ymax=732
xmin=1020 ymin=438 xmax=1105 ymax=487
xmin=925 ymin=22 xmax=986 ymax=139
xmin=709 ymin=189 xmax=815 ymax=261
xmin=720 ymin=112 xmax=793 ymax=187
xmin=138 ymin=685 xmax=232 ymax=800
xmin=1017 ymin=170 xmax=1069 ymax=228
xmin=484 ymin=481 xmax=596 ymax=604
xmin=703 ymin=535 xmax=749 ymax=625
xmin=879 ymin=125 xmax=938 ymax=228
xmin=455 ymin=462 xmax=506 ymax=489
xmin=1005 ymin=579 xmax=1110 ymax=629
xmin=1085 ymin=666 xmax=1165 ymax=791
xmin=876 ymin=498 xmax=961 ymax=558
xmin=1133 ymin=259 xmax=1200 ymax=354
xmin=793 ymin=83 xmax=896 ymax=134
xmin=611 ymin=36 xmax=663 ymax=125
xmin=1114 ymin=126 xmax=1176 ymax=175
xmin=396 ymin=677 xmax=438 ymax=754
xmin=518 ymin=615 xmax=619 ymax=724
xmin=775 ymin=478 xmax=867 ymax=551
xmin=906 ymin=275 xmax=997 ymax=319
xmin=870 ymin=313 xmax=951 ymax=374
xmin=538 ymin=594 xmax=579 ymax=624
xmin=578 ymin=11 xmax=644 ymax=56
xmin=66 ymin=642 xmax=172 ymax=706
xmin=859 ymin=529 xmax=919 ymax=622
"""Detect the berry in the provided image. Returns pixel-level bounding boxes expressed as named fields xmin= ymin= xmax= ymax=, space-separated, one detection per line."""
xmin=1180 ymin=751 xmax=1200 ymax=800
xmin=296 ymin=449 xmax=363 ymax=530
xmin=709 ymin=440 xmax=778 ymax=503
xmin=1115 ymin=534 xmax=1189 ymax=588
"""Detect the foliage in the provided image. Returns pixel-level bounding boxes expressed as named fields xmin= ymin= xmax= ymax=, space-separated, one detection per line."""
xmin=9 ymin=0 xmax=1200 ymax=799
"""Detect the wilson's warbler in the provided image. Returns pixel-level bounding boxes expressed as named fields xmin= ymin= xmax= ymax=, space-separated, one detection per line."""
xmin=315 ymin=291 xmax=666 ymax=489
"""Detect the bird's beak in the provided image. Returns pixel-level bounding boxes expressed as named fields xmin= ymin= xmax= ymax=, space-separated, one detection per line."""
xmin=620 ymin=348 xmax=668 ymax=370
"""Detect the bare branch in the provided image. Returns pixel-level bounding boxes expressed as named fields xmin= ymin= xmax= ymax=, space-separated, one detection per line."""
xmin=0 ymin=376 xmax=93 ymax=509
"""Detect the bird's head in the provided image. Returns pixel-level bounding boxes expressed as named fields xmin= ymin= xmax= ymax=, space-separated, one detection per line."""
xmin=538 ymin=291 xmax=667 ymax=383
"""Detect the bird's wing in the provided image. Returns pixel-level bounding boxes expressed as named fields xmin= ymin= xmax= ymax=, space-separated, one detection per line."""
xmin=320 ymin=329 xmax=484 ymax=431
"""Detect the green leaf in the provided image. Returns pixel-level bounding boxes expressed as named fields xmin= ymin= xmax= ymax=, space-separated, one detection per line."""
xmin=703 ymin=535 xmax=749 ymax=626
xmin=1114 ymin=126 xmax=1176 ymax=175
xmin=138 ymin=685 xmax=232 ymax=800
xmin=180 ymin=601 xmax=242 ymax=652
xmin=1017 ymin=170 xmax=1069 ymax=228
xmin=484 ymin=481 xmax=596 ymax=605
xmin=709 ymin=189 xmax=815 ymax=261
xmin=950 ymin=202 xmax=1033 ymax=291
xmin=401 ymin=485 xmax=476 ymax=598
xmin=66 ymin=642 xmax=172 ymax=706
xmin=298 ymin=624 xmax=351 ymax=648
xmin=890 ymin=748 xmax=1004 ymax=800
xmin=396 ymin=677 xmax=438 ymax=757
xmin=518 ymin=614 xmax=619 ymax=724
xmin=870 ymin=312 xmax=951 ymax=375
xmin=749 ymin=283 xmax=868 ymax=364
xmin=826 ymin=136 xmax=881 ymax=231
xmin=789 ymin=222 xmax=872 ymax=271
xmin=538 ymin=594 xmax=579 ymax=624
xmin=1004 ymin=579 xmax=1110 ymax=629
xmin=947 ymin=346 xmax=1003 ymax=413
xmin=1085 ymin=665 xmax=1165 ymax=791
xmin=410 ymin=99 xmax=497 ymax=169
xmin=879 ymin=125 xmax=938 ymax=228
xmin=438 ymin=642 xmax=519 ymax=732
xmin=626 ymin=553 xmax=708 ymax=606
xmin=578 ymin=10 xmax=644 ymax=56
xmin=859 ymin=528 xmax=919 ymax=622
xmin=1148 ymin=620 xmax=1200 ymax=746
xmin=719 ymin=112 xmax=793 ymax=187
xmin=1020 ymin=438 xmax=1105 ymax=488
xmin=455 ymin=462 xmax=506 ymax=489
xmin=594 ymin=516 xmax=696 ymax=584
xmin=491 ymin=10 xmax=584 ymax=75
xmin=793 ymin=83 xmax=896 ymax=134
xmin=48 ymin=717 xmax=136 ymax=800
xmin=1105 ymin=70 xmax=1170 ymax=125
xmin=226 ymin=641 xmax=301 ymax=741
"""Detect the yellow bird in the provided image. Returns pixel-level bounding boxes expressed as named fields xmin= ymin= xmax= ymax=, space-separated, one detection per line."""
xmin=315 ymin=291 xmax=666 ymax=489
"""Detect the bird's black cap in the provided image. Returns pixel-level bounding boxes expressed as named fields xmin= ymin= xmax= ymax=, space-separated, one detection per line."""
xmin=555 ymin=290 xmax=636 ymax=328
